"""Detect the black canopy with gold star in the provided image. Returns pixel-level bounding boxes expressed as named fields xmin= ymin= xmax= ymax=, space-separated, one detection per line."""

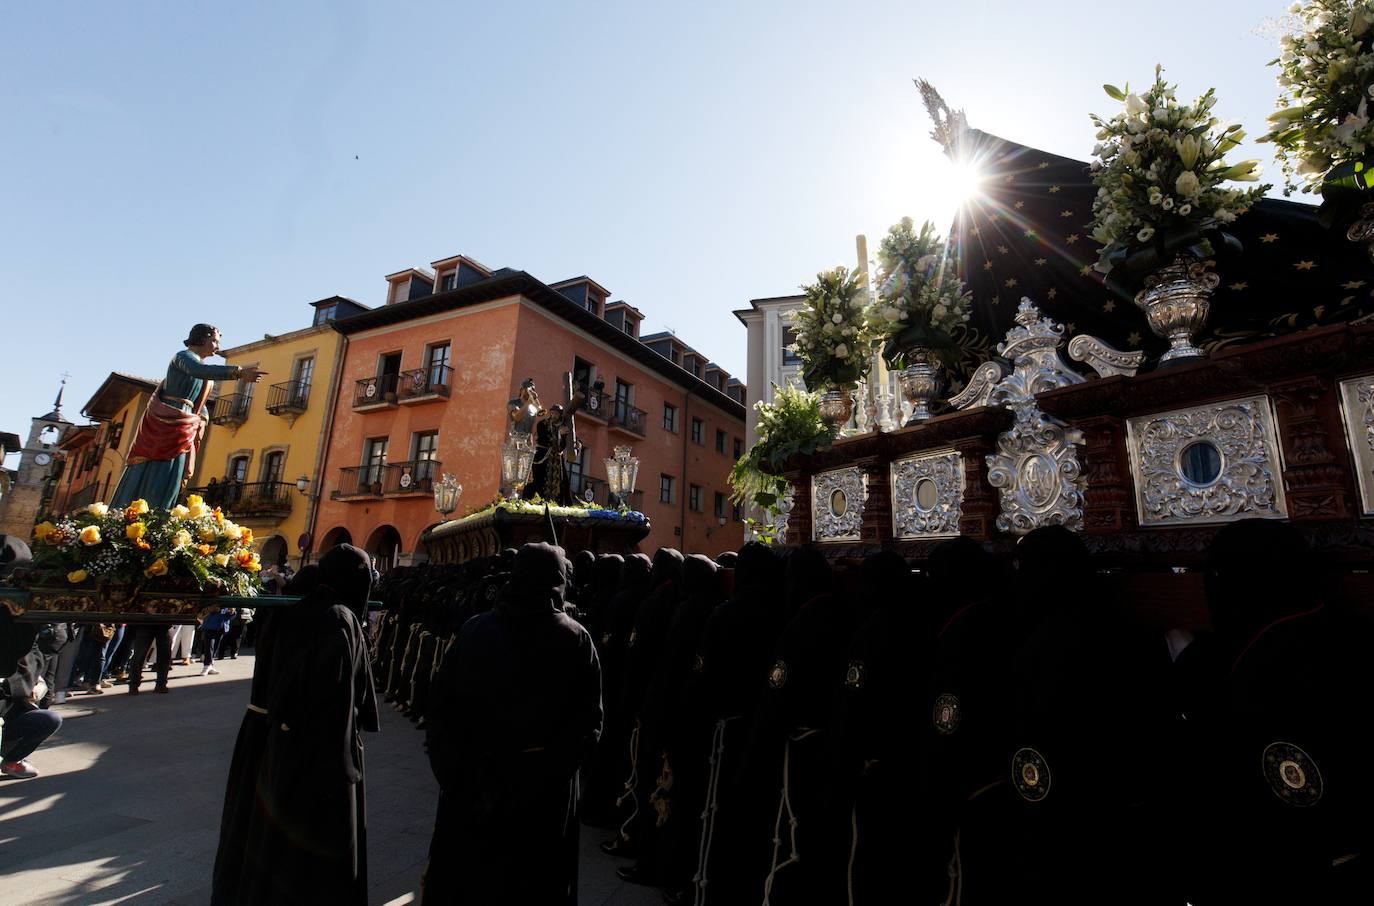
xmin=943 ymin=129 xmax=1374 ymax=383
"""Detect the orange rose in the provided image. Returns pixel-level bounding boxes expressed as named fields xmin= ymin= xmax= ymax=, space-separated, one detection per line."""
xmin=126 ymin=522 xmax=146 ymax=541
xmin=33 ymin=521 xmax=56 ymax=543
xmin=197 ymin=543 xmax=215 ymax=556
xmin=144 ymin=559 xmax=168 ymax=578
xmin=213 ymin=507 xmax=225 ymax=525
xmin=136 ymin=539 xmax=151 ymax=551
xmin=240 ymin=528 xmax=254 ymax=546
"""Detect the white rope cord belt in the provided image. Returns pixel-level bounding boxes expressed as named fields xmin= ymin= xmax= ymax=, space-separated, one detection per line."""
xmin=762 ymin=728 xmax=822 ymax=905
xmin=848 ymin=758 xmax=878 ymax=906
xmin=693 ymin=715 xmax=741 ymax=906
xmin=615 ymin=720 xmax=643 ymax=844
xmin=245 ymin=703 xmax=267 ymax=715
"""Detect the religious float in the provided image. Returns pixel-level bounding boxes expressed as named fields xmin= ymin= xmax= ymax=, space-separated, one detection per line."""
xmin=755 ymin=72 xmax=1374 ymax=630
xmin=419 ymin=392 xmax=652 ymax=564
xmin=0 ymin=494 xmax=274 ymax=623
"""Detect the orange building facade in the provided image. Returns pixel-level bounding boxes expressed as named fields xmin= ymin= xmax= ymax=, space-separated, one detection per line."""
xmin=311 ymin=261 xmax=747 ymax=569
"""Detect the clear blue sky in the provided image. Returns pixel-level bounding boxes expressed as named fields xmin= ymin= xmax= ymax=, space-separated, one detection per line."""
xmin=2 ymin=0 xmax=1293 ymax=467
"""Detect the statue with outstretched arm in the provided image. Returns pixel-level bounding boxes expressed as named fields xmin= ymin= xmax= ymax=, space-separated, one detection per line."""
xmin=110 ymin=324 xmax=265 ymax=510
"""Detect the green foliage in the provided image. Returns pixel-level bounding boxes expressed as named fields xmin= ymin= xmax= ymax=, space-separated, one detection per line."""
xmin=728 ymin=384 xmax=837 ymax=529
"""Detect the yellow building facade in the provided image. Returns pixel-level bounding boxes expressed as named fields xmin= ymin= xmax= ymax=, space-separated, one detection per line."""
xmin=196 ymin=309 xmax=348 ymax=570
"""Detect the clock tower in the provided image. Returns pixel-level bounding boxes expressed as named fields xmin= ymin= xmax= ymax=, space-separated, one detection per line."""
xmin=0 ymin=379 xmax=74 ymax=539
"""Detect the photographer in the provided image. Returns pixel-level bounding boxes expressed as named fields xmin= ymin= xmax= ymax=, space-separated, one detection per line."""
xmin=1 ymin=616 xmax=65 ymax=780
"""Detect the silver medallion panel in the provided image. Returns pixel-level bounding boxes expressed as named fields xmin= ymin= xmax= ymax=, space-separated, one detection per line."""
xmin=1125 ymin=395 xmax=1288 ymax=527
xmin=1338 ymin=374 xmax=1374 ymax=517
xmin=811 ymin=466 xmax=866 ymax=543
xmin=890 ymin=450 xmax=964 ymax=539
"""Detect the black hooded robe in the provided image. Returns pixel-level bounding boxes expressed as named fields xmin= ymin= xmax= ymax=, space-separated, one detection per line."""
xmin=212 ymin=551 xmax=378 ymax=906
xmin=422 ymin=543 xmax=603 ymax=905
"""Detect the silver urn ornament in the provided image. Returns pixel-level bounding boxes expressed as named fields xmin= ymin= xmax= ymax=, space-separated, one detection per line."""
xmin=1346 ymin=201 xmax=1374 ymax=263
xmin=817 ymin=389 xmax=856 ymax=430
xmin=1134 ymin=255 xmax=1220 ymax=363
xmin=898 ymin=347 xmax=944 ymax=426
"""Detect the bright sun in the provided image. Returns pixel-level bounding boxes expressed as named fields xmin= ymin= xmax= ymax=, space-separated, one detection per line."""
xmin=927 ymin=160 xmax=984 ymax=225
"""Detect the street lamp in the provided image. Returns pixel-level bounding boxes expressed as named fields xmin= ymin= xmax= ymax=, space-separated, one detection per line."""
xmin=433 ymin=473 xmax=463 ymax=517
xmin=603 ymin=445 xmax=640 ymax=509
xmin=500 ymin=435 xmax=535 ymax=500
xmin=295 ymin=475 xmax=311 ymax=495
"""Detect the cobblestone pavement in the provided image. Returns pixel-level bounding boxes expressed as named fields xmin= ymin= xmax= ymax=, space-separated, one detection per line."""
xmin=0 ymin=653 xmax=660 ymax=906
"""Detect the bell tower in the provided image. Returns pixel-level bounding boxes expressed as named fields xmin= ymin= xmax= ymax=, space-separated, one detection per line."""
xmin=0 ymin=378 xmax=74 ymax=538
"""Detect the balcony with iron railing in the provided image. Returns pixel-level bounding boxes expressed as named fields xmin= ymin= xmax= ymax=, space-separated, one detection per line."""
xmin=332 ymin=466 xmax=386 ymax=500
xmin=189 ymin=480 xmax=294 ymax=518
xmin=608 ymin=399 xmax=647 ymax=438
xmin=576 ymin=388 xmax=612 ymax=423
xmin=397 ymin=366 xmax=452 ymax=405
xmin=569 ymin=472 xmax=602 ymax=503
xmin=383 ymin=459 xmax=440 ymax=495
xmin=265 ymin=380 xmax=310 ymax=417
xmin=210 ymin=393 xmax=251 ymax=426
xmin=353 ymin=374 xmax=400 ymax=411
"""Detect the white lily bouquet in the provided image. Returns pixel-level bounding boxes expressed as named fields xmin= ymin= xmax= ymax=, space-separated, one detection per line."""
xmin=866 ymin=217 xmax=971 ymax=368
xmin=1088 ymin=67 xmax=1269 ymax=278
xmin=1261 ymin=1 xmax=1374 ymax=199
xmin=791 ymin=266 xmax=872 ymax=391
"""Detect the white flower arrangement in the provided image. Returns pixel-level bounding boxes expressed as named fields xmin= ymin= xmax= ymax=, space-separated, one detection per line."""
xmin=866 ymin=217 xmax=971 ymax=367
xmin=1261 ymin=1 xmax=1374 ymax=195
xmin=1088 ymin=67 xmax=1269 ymax=274
xmin=791 ymin=265 xmax=872 ymax=390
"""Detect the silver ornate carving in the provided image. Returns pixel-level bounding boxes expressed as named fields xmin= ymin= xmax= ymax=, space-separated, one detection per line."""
xmin=1337 ymin=374 xmax=1374 ymax=516
xmin=811 ymin=467 xmax=865 ymax=542
xmin=1068 ymin=334 xmax=1146 ymax=378
xmin=1134 ymin=255 xmax=1220 ymax=363
xmin=987 ymin=407 xmax=1085 ymax=534
xmin=950 ymin=359 xmax=1010 ymax=410
xmin=1125 ymin=395 xmax=1288 ymax=527
xmin=891 ymin=450 xmax=964 ymax=539
xmin=982 ymin=299 xmax=1086 ymax=534
xmin=987 ymin=299 xmax=1086 ymax=403
xmin=772 ymin=485 xmax=796 ymax=540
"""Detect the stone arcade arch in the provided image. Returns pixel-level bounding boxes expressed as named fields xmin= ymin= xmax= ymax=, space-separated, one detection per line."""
xmin=319 ymin=526 xmax=353 ymax=556
xmin=365 ymin=524 xmax=402 ymax=574
xmin=258 ymin=534 xmax=288 ymax=568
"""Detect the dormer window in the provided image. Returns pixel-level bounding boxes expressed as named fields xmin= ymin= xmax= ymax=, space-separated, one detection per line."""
xmin=440 ymin=271 xmax=457 ymax=292
xmin=314 ymin=303 xmax=338 ymax=325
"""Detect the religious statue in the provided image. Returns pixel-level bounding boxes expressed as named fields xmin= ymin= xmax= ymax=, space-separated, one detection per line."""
xmin=515 ymin=374 xmax=589 ymax=505
xmin=507 ymin=378 xmax=543 ymax=444
xmin=110 ymin=324 xmax=265 ymax=510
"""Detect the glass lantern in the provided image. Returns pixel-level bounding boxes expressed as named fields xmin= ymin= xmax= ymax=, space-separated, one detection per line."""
xmin=501 ymin=435 xmax=535 ymax=499
xmin=433 ymin=473 xmax=463 ymax=517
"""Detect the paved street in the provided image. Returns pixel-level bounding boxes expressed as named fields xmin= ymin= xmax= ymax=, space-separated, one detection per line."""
xmin=0 ymin=654 xmax=660 ymax=906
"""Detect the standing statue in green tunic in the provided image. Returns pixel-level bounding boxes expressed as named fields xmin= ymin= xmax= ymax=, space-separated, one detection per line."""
xmin=110 ymin=324 xmax=266 ymax=510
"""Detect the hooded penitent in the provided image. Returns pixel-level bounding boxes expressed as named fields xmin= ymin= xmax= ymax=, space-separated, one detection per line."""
xmin=421 ymin=542 xmax=601 ymax=904
xmin=212 ymin=545 xmax=378 ymax=906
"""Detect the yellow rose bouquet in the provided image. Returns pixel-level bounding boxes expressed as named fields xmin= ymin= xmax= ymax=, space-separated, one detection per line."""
xmin=20 ymin=493 xmax=264 ymax=598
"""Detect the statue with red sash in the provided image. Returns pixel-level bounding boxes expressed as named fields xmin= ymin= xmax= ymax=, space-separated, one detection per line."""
xmin=110 ymin=324 xmax=266 ymax=510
